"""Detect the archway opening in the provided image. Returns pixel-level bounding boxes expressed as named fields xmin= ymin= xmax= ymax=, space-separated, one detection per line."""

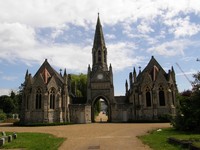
xmin=92 ymin=98 xmax=109 ymax=123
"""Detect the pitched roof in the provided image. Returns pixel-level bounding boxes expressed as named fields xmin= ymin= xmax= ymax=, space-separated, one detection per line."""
xmin=137 ymin=56 xmax=167 ymax=81
xmin=34 ymin=59 xmax=63 ymax=84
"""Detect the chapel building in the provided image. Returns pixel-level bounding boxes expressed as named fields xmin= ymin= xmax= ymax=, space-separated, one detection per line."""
xmin=20 ymin=15 xmax=178 ymax=124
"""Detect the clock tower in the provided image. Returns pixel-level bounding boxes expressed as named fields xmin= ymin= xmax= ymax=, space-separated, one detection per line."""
xmin=87 ymin=14 xmax=115 ymax=122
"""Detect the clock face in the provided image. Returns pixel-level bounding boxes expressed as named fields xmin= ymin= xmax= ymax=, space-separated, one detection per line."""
xmin=97 ymin=73 xmax=103 ymax=80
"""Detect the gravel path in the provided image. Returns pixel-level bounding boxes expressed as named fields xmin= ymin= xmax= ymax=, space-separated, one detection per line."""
xmin=0 ymin=123 xmax=170 ymax=150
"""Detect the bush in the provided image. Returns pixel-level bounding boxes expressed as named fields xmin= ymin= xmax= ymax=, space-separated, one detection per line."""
xmin=172 ymin=72 xmax=200 ymax=132
xmin=0 ymin=109 xmax=7 ymax=121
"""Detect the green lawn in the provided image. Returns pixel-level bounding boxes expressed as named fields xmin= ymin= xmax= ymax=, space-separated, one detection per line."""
xmin=138 ymin=128 xmax=200 ymax=150
xmin=2 ymin=132 xmax=65 ymax=150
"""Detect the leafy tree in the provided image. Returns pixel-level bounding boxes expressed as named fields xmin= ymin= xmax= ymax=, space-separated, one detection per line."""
xmin=70 ymin=73 xmax=87 ymax=98
xmin=0 ymin=109 xmax=7 ymax=121
xmin=0 ymin=90 xmax=22 ymax=116
xmin=0 ymin=96 xmax=15 ymax=114
xmin=172 ymin=72 xmax=200 ymax=132
xmin=94 ymin=100 xmax=101 ymax=116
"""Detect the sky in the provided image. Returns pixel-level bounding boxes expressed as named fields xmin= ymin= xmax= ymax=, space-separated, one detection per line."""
xmin=0 ymin=0 xmax=200 ymax=96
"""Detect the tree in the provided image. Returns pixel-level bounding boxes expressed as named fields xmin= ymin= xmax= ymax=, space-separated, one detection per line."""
xmin=70 ymin=73 xmax=87 ymax=98
xmin=94 ymin=100 xmax=101 ymax=116
xmin=172 ymin=72 xmax=200 ymax=132
xmin=0 ymin=109 xmax=7 ymax=121
xmin=0 ymin=90 xmax=22 ymax=116
xmin=0 ymin=96 xmax=15 ymax=114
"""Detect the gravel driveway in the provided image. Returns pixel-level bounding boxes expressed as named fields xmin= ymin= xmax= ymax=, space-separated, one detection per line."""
xmin=0 ymin=123 xmax=170 ymax=150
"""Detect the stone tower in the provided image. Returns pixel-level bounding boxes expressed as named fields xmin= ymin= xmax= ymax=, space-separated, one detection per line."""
xmin=87 ymin=14 xmax=115 ymax=122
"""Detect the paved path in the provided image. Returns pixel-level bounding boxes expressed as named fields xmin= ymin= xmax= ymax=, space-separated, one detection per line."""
xmin=0 ymin=123 xmax=170 ymax=150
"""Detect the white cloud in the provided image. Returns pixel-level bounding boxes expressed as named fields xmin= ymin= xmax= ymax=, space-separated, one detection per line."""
xmin=164 ymin=16 xmax=200 ymax=38
xmin=107 ymin=42 xmax=144 ymax=71
xmin=137 ymin=21 xmax=154 ymax=34
xmin=147 ymin=40 xmax=193 ymax=56
xmin=0 ymin=0 xmax=200 ymax=28
xmin=0 ymin=23 xmax=36 ymax=63
xmin=0 ymin=88 xmax=11 ymax=96
xmin=2 ymin=76 xmax=18 ymax=81
xmin=105 ymin=34 xmax=116 ymax=40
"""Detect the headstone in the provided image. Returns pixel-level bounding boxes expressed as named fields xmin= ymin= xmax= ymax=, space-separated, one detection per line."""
xmin=0 ymin=138 xmax=5 ymax=147
xmin=8 ymin=135 xmax=12 ymax=142
xmin=1 ymin=131 xmax=6 ymax=136
xmin=16 ymin=114 xmax=19 ymax=120
xmin=13 ymin=133 xmax=17 ymax=139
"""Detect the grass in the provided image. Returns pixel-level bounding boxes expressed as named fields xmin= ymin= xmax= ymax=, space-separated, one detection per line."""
xmin=2 ymin=132 xmax=65 ymax=150
xmin=193 ymin=142 xmax=200 ymax=147
xmin=138 ymin=128 xmax=200 ymax=150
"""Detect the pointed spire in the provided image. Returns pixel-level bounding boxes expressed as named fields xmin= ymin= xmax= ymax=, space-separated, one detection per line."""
xmin=133 ymin=67 xmax=137 ymax=83
xmin=92 ymin=13 xmax=108 ymax=71
xmin=133 ymin=67 xmax=136 ymax=73
xmin=125 ymin=79 xmax=128 ymax=93
xmin=171 ymin=66 xmax=175 ymax=73
xmin=25 ymin=69 xmax=29 ymax=78
xmin=129 ymin=72 xmax=133 ymax=88
xmin=93 ymin=13 xmax=106 ymax=51
xmin=64 ymin=68 xmax=67 ymax=76
xmin=109 ymin=63 xmax=112 ymax=71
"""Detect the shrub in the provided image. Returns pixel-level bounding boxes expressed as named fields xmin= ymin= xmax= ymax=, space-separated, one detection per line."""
xmin=0 ymin=109 xmax=7 ymax=121
xmin=172 ymin=72 xmax=200 ymax=132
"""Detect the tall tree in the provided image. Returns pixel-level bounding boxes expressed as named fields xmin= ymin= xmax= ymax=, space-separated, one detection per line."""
xmin=70 ymin=73 xmax=87 ymax=98
xmin=172 ymin=71 xmax=200 ymax=132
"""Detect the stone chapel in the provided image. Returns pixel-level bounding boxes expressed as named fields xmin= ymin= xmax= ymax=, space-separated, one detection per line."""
xmin=20 ymin=15 xmax=178 ymax=124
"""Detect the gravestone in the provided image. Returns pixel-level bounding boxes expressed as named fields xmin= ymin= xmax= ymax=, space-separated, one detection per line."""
xmin=13 ymin=133 xmax=17 ymax=139
xmin=1 ymin=131 xmax=6 ymax=136
xmin=0 ymin=138 xmax=5 ymax=147
xmin=8 ymin=135 xmax=12 ymax=142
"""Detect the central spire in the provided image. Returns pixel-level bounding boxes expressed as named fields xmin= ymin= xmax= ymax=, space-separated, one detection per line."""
xmin=92 ymin=13 xmax=108 ymax=71
xmin=93 ymin=13 xmax=106 ymax=50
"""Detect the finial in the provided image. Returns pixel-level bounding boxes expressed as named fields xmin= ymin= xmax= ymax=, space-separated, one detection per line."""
xmin=98 ymin=12 xmax=99 ymax=16
xmin=139 ymin=66 xmax=142 ymax=74
xmin=59 ymin=69 xmax=62 ymax=76
xmin=64 ymin=68 xmax=67 ymax=76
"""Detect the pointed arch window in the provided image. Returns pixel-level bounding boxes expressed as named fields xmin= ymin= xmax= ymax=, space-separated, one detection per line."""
xmin=146 ymin=87 xmax=151 ymax=107
xmin=50 ymin=88 xmax=56 ymax=109
xmin=36 ymin=88 xmax=42 ymax=109
xmin=159 ymin=86 xmax=165 ymax=106
xmin=98 ymin=50 xmax=101 ymax=62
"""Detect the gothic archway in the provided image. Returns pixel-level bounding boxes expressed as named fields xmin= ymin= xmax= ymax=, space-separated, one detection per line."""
xmin=91 ymin=96 xmax=111 ymax=123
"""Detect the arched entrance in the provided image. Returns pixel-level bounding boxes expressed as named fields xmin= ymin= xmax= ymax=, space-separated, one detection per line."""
xmin=91 ymin=96 xmax=111 ymax=123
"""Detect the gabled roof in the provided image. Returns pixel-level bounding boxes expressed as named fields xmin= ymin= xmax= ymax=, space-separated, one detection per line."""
xmin=142 ymin=56 xmax=166 ymax=73
xmin=34 ymin=59 xmax=63 ymax=84
xmin=137 ymin=56 xmax=167 ymax=81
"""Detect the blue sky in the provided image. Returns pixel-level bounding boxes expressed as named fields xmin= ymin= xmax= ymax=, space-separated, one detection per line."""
xmin=0 ymin=0 xmax=200 ymax=96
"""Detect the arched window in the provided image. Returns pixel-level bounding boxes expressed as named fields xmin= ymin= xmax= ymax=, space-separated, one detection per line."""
xmin=50 ymin=88 xmax=55 ymax=109
xmin=146 ymin=87 xmax=151 ymax=107
xmin=36 ymin=88 xmax=42 ymax=109
xmin=98 ymin=50 xmax=101 ymax=62
xmin=159 ymin=86 xmax=165 ymax=106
